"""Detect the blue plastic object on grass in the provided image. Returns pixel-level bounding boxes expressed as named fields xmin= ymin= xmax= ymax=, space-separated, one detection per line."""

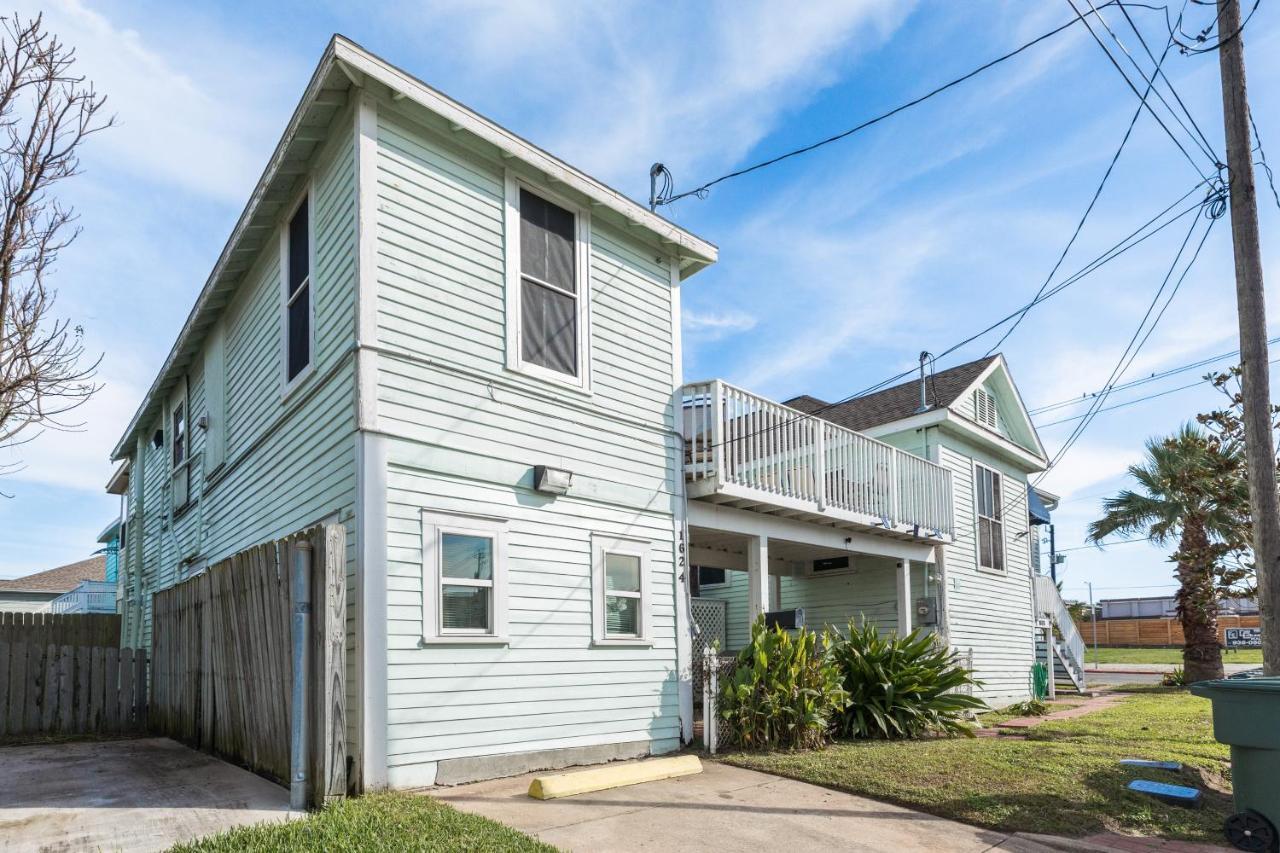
xmin=1120 ymin=759 xmax=1182 ymax=771
xmin=1127 ymin=779 xmax=1201 ymax=806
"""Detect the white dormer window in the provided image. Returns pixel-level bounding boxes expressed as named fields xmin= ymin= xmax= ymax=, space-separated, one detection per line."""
xmin=973 ymin=388 xmax=998 ymax=429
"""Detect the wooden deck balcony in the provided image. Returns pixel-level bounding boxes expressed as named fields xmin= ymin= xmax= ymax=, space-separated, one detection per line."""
xmin=682 ymin=380 xmax=954 ymax=542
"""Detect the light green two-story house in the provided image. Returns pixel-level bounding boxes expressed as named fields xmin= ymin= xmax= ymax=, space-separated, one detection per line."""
xmin=108 ymin=36 xmax=1080 ymax=793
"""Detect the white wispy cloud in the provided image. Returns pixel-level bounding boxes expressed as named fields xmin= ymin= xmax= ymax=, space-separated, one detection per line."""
xmin=682 ymin=309 xmax=758 ymax=338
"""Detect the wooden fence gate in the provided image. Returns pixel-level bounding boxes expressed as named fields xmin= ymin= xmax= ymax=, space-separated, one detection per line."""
xmin=0 ymin=613 xmax=146 ymax=738
xmin=150 ymin=524 xmax=346 ymax=806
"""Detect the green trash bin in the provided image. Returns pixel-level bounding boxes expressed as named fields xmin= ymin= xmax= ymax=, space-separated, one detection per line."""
xmin=1190 ymin=676 xmax=1280 ymax=852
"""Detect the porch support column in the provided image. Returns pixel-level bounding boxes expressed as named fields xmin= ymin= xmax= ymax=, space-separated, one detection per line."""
xmin=896 ymin=560 xmax=912 ymax=635
xmin=747 ymin=535 xmax=770 ymax=625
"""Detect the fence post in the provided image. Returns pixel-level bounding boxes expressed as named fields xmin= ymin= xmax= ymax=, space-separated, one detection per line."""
xmin=290 ymin=538 xmax=313 ymax=811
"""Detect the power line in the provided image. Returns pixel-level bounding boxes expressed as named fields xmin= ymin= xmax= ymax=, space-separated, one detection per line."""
xmin=1170 ymin=0 xmax=1261 ymax=54
xmin=1114 ymin=0 xmax=1222 ymax=164
xmin=1087 ymin=0 xmax=1222 ymax=168
xmin=1249 ymin=108 xmax=1280 ymax=211
xmin=988 ymin=25 xmax=1180 ymax=354
xmin=1056 ymin=537 xmax=1160 ymax=553
xmin=1036 ymin=201 xmax=1220 ymax=481
xmin=1067 ymin=0 xmax=1216 ymax=179
xmin=1028 ymin=336 xmax=1280 ymax=416
xmin=651 ymin=1 xmax=1163 ymax=207
xmin=711 ymin=182 xmax=1215 ymax=454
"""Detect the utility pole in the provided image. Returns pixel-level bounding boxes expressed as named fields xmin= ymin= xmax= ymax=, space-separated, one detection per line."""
xmin=1217 ymin=0 xmax=1280 ymax=676
xmin=1087 ymin=580 xmax=1098 ymax=667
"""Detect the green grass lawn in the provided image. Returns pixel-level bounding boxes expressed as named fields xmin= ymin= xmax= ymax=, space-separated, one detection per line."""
xmin=721 ymin=690 xmax=1232 ymax=843
xmin=170 ymin=791 xmax=555 ymax=852
xmin=1087 ymin=647 xmax=1262 ymax=665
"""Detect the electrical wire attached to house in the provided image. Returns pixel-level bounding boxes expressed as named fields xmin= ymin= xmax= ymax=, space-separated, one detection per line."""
xmin=650 ymin=0 xmax=1166 ymax=207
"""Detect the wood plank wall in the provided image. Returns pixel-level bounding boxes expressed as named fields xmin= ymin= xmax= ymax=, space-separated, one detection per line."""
xmin=0 ymin=612 xmax=120 ymax=647
xmin=150 ymin=523 xmax=345 ymax=807
xmin=0 ymin=641 xmax=146 ymax=738
xmin=1073 ymin=614 xmax=1261 ymax=647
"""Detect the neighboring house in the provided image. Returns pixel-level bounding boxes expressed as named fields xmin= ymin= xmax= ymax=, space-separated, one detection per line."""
xmin=0 ymin=556 xmax=108 ymax=614
xmin=1098 ymin=595 xmax=1258 ymax=619
xmin=691 ymin=355 xmax=1085 ymax=702
xmin=108 ymin=36 xmax=714 ymax=792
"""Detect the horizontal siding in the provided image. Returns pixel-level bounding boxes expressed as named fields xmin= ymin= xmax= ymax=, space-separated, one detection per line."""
xmin=936 ymin=440 xmax=1035 ymax=704
xmin=696 ymin=558 xmax=931 ymax=651
xmin=382 ymin=461 xmax=679 ymax=770
xmin=119 ymin=111 xmax=360 ymax=750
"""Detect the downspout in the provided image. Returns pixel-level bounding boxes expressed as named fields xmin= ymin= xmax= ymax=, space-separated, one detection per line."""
xmin=290 ymin=538 xmax=313 ymax=810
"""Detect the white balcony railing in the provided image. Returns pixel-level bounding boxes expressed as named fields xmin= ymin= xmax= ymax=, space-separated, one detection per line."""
xmin=50 ymin=581 xmax=117 ymax=615
xmin=682 ymin=380 xmax=954 ymax=538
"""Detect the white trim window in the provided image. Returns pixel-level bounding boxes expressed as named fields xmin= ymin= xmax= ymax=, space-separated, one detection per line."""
xmin=169 ymin=380 xmax=190 ymax=512
xmin=421 ymin=511 xmax=508 ymax=643
xmin=974 ymin=463 xmax=1005 ymax=572
xmin=283 ymin=193 xmax=313 ymax=388
xmin=505 ymin=176 xmax=591 ymax=389
xmin=592 ymin=535 xmax=651 ymax=645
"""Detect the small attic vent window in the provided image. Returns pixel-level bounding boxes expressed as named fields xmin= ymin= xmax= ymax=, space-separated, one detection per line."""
xmin=973 ymin=388 xmax=998 ymax=429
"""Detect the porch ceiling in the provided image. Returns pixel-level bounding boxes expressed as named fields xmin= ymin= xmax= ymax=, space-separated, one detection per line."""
xmin=690 ymin=527 xmax=905 ymax=575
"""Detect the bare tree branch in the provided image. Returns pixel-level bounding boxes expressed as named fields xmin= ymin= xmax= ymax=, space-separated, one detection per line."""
xmin=0 ymin=13 xmax=112 ymax=477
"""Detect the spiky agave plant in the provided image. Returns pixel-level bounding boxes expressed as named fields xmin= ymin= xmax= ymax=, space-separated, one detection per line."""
xmin=831 ymin=619 xmax=987 ymax=739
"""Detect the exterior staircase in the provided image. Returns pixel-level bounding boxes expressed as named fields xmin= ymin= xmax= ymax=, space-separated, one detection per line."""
xmin=1033 ymin=576 xmax=1088 ymax=693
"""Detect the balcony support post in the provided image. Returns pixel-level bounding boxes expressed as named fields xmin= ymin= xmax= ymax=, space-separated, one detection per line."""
xmin=746 ymin=534 xmax=769 ymax=626
xmin=896 ymin=559 xmax=912 ymax=636
xmin=710 ymin=380 xmax=725 ymax=490
xmin=813 ymin=421 xmax=825 ymax=512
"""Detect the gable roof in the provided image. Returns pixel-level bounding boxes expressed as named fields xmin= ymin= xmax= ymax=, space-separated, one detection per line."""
xmin=0 ymin=556 xmax=106 ymax=593
xmin=110 ymin=35 xmax=717 ymax=462
xmin=783 ymin=356 xmax=999 ymax=433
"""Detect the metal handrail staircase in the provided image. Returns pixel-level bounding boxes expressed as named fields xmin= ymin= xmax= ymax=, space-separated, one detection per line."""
xmin=1033 ymin=575 xmax=1087 ymax=693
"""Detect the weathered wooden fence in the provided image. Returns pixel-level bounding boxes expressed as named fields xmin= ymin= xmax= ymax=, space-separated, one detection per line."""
xmin=0 ymin=641 xmax=146 ymax=738
xmin=150 ymin=524 xmax=346 ymax=806
xmin=0 ymin=611 xmax=120 ymax=647
xmin=1073 ymin=614 xmax=1261 ymax=647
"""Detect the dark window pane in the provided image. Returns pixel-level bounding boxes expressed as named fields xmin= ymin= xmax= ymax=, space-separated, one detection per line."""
xmin=519 ymin=189 xmax=575 ymax=293
xmin=521 ymin=279 xmax=576 ymax=375
xmin=697 ymin=567 xmax=726 ymax=586
xmin=992 ymin=521 xmax=1005 ymax=570
xmin=172 ymin=403 xmax=185 ymax=465
xmin=288 ymin=197 xmax=309 ymax=296
xmin=442 ymin=585 xmax=490 ymax=631
xmin=991 ymin=471 xmax=1002 ymax=520
xmin=287 ymin=284 xmax=310 ymax=380
xmin=978 ymin=518 xmax=992 ymax=568
xmin=606 ymin=595 xmax=639 ymax=636
xmin=442 ymin=533 xmax=493 ymax=580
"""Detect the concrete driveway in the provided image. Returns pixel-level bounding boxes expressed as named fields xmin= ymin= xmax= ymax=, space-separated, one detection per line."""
xmin=0 ymin=737 xmax=293 ymax=853
xmin=433 ymin=759 xmax=1066 ymax=852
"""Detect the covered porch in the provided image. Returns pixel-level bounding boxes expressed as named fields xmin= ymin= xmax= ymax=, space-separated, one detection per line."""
xmin=687 ymin=502 xmax=947 ymax=654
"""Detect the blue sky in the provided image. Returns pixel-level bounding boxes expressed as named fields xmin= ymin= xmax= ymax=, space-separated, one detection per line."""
xmin=1 ymin=0 xmax=1278 ymax=609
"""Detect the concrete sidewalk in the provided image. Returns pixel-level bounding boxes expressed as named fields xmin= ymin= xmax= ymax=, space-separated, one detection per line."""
xmin=432 ymin=758 xmax=1134 ymax=852
xmin=0 ymin=737 xmax=293 ymax=852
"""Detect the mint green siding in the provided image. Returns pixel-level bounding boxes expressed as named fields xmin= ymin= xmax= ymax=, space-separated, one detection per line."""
xmin=118 ymin=109 xmax=361 ymax=745
xmin=371 ymin=101 xmax=683 ymax=785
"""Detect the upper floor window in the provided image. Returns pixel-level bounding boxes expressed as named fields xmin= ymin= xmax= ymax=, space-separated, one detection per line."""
xmin=506 ymin=181 xmax=589 ymax=387
xmin=169 ymin=382 xmax=190 ymax=511
xmin=284 ymin=195 xmax=311 ymax=383
xmin=975 ymin=463 xmax=1004 ymax=572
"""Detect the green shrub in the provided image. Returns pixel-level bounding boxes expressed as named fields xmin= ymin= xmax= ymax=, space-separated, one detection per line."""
xmin=1162 ymin=667 xmax=1187 ymax=687
xmin=830 ymin=619 xmax=988 ymax=739
xmin=1005 ymin=698 xmax=1051 ymax=717
xmin=718 ymin=618 xmax=847 ymax=750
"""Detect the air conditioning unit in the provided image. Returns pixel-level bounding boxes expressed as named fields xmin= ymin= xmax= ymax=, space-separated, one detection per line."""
xmin=764 ymin=608 xmax=805 ymax=630
xmin=915 ymin=596 xmax=939 ymax=626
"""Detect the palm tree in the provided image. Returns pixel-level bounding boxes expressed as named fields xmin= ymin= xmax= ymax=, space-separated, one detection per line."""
xmin=1087 ymin=424 xmax=1249 ymax=683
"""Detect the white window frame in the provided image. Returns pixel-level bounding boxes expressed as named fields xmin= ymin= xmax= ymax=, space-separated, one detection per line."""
xmin=280 ymin=184 xmax=315 ymax=398
xmin=421 ymin=509 xmax=509 ymax=645
xmin=592 ymin=535 xmax=651 ymax=646
xmin=503 ymin=172 xmax=593 ymax=392
xmin=168 ymin=379 xmax=191 ymax=514
xmin=973 ymin=461 xmax=1006 ymax=573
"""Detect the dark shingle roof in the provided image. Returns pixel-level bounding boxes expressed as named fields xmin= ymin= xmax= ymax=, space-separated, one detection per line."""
xmin=0 ymin=556 xmax=106 ymax=593
xmin=783 ymin=355 xmax=998 ymax=433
